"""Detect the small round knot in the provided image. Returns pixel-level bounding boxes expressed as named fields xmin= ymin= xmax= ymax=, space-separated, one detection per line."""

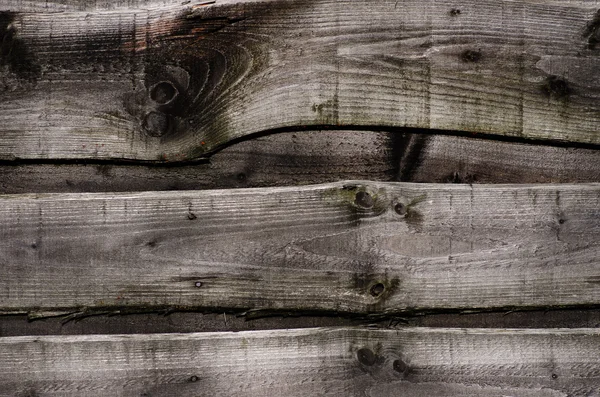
xmin=355 ymin=191 xmax=374 ymax=209
xmin=150 ymin=81 xmax=178 ymax=105
xmin=394 ymin=202 xmax=406 ymax=216
xmin=357 ymin=348 xmax=377 ymax=366
xmin=189 ymin=375 xmax=199 ymax=382
xmin=369 ymin=282 xmax=385 ymax=297
xmin=393 ymin=359 xmax=409 ymax=374
xmin=194 ymin=281 xmax=203 ymax=288
xmin=143 ymin=111 xmax=170 ymax=137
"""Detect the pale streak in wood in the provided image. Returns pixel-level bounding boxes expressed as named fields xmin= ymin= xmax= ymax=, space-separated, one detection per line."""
xmin=1 ymin=0 xmax=599 ymax=161
xmin=0 ymin=327 xmax=599 ymax=396
xmin=1 ymin=131 xmax=599 ymax=194
xmin=0 ymin=181 xmax=598 ymax=315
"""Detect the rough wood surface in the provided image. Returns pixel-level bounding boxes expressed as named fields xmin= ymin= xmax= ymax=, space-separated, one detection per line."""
xmin=1 ymin=130 xmax=599 ymax=194
xmin=1 ymin=0 xmax=600 ymax=161
xmin=1 ymin=327 xmax=599 ymax=396
xmin=1 ymin=181 xmax=598 ymax=316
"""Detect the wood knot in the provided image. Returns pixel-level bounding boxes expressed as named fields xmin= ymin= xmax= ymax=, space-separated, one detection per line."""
xmin=143 ymin=111 xmax=171 ymax=137
xmin=357 ymin=348 xmax=377 ymax=366
xmin=369 ymin=282 xmax=385 ymax=297
xmin=150 ymin=81 xmax=179 ymax=106
xmin=355 ymin=191 xmax=374 ymax=209
xmin=450 ymin=9 xmax=461 ymax=16
xmin=394 ymin=202 xmax=406 ymax=216
xmin=393 ymin=359 xmax=409 ymax=374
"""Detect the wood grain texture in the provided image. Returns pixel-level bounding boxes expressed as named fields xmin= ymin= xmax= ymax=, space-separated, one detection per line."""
xmin=1 ymin=327 xmax=599 ymax=396
xmin=1 ymin=181 xmax=599 ymax=316
xmin=1 ymin=130 xmax=599 ymax=194
xmin=1 ymin=0 xmax=600 ymax=161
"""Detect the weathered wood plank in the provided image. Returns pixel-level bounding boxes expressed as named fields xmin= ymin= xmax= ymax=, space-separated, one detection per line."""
xmin=1 ymin=327 xmax=599 ymax=396
xmin=1 ymin=0 xmax=600 ymax=161
xmin=1 ymin=181 xmax=598 ymax=316
xmin=1 ymin=130 xmax=599 ymax=194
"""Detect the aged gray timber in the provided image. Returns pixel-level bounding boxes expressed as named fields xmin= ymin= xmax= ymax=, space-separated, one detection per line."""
xmin=1 ymin=0 xmax=600 ymax=162
xmin=1 ymin=181 xmax=599 ymax=316
xmin=1 ymin=131 xmax=600 ymax=194
xmin=1 ymin=327 xmax=599 ymax=396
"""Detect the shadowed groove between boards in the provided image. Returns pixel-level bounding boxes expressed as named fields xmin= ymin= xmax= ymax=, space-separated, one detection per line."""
xmin=0 ymin=125 xmax=598 ymax=167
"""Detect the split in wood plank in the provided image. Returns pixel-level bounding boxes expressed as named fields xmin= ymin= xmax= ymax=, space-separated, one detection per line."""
xmin=1 ymin=181 xmax=599 ymax=316
xmin=2 ymin=0 xmax=600 ymax=161
xmin=1 ymin=327 xmax=600 ymax=396
xmin=1 ymin=130 xmax=599 ymax=194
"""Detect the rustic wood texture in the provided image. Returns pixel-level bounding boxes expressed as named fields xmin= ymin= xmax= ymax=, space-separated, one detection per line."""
xmin=1 ymin=130 xmax=599 ymax=194
xmin=1 ymin=181 xmax=598 ymax=316
xmin=1 ymin=0 xmax=600 ymax=161
xmin=1 ymin=327 xmax=599 ymax=396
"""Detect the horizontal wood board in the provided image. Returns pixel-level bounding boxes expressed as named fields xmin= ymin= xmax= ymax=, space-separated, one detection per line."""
xmin=1 ymin=130 xmax=599 ymax=194
xmin=1 ymin=327 xmax=600 ymax=396
xmin=1 ymin=0 xmax=600 ymax=161
xmin=1 ymin=181 xmax=599 ymax=316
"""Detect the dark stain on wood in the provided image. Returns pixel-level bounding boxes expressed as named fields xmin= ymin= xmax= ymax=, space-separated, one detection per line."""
xmin=460 ymin=49 xmax=482 ymax=63
xmin=393 ymin=133 xmax=430 ymax=182
xmin=542 ymin=75 xmax=571 ymax=99
xmin=0 ymin=11 xmax=41 ymax=82
xmin=583 ymin=9 xmax=600 ymax=49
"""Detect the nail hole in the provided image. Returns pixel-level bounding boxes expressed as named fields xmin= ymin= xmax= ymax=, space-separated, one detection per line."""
xmin=394 ymin=203 xmax=406 ymax=215
xmin=150 ymin=81 xmax=178 ymax=105
xmin=194 ymin=281 xmax=202 ymax=288
xmin=189 ymin=375 xmax=199 ymax=382
xmin=357 ymin=348 xmax=376 ymax=366
xmin=552 ymin=373 xmax=558 ymax=379
xmin=355 ymin=191 xmax=374 ymax=209
xmin=393 ymin=359 xmax=408 ymax=373
xmin=558 ymin=218 xmax=565 ymax=224
xmin=370 ymin=283 xmax=385 ymax=297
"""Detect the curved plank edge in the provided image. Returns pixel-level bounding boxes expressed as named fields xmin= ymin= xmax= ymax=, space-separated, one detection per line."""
xmin=1 ymin=0 xmax=600 ymax=161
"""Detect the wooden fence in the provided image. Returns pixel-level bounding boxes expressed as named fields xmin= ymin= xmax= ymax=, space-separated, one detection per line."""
xmin=1 ymin=0 xmax=599 ymax=395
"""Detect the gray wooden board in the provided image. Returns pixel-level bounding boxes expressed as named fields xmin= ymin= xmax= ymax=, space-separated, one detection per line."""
xmin=0 ymin=131 xmax=599 ymax=194
xmin=1 ymin=327 xmax=599 ymax=396
xmin=1 ymin=181 xmax=599 ymax=316
xmin=1 ymin=0 xmax=600 ymax=162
